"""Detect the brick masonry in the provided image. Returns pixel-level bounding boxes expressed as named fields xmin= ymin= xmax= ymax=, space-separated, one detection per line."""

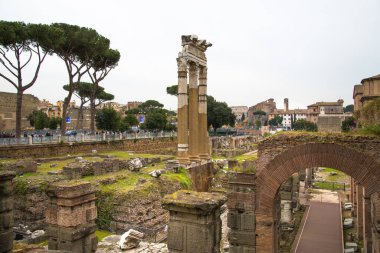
xmin=0 ymin=171 xmax=16 ymax=253
xmin=46 ymin=182 xmax=98 ymax=253
xmin=226 ymin=133 xmax=380 ymax=253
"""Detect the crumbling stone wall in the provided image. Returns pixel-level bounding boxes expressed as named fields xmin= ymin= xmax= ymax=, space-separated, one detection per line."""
xmin=0 ymin=92 xmax=39 ymax=131
xmin=0 ymin=171 xmax=16 ymax=253
xmin=227 ymin=173 xmax=256 ymax=253
xmin=46 ymin=182 xmax=97 ymax=252
xmin=254 ymin=133 xmax=380 ymax=253
xmin=0 ymin=137 xmax=176 ymax=158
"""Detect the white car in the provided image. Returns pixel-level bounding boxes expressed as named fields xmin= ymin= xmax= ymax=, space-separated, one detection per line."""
xmin=343 ymin=218 xmax=354 ymax=228
xmin=344 ymin=202 xmax=353 ymax=210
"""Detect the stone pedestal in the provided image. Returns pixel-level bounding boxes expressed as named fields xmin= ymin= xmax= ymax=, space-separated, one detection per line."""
xmin=162 ymin=190 xmax=226 ymax=253
xmin=81 ymin=133 xmax=85 ymax=142
xmin=0 ymin=171 xmax=16 ymax=253
xmin=46 ymin=182 xmax=98 ymax=253
xmin=227 ymin=172 xmax=256 ymax=253
xmin=28 ymin=135 xmax=33 ymax=145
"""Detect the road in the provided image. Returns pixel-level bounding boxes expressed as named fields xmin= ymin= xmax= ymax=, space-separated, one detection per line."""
xmin=294 ymin=201 xmax=343 ymax=253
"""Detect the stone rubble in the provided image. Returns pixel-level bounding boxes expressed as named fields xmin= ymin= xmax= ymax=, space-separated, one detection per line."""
xmin=97 ymin=235 xmax=168 ymax=253
xmin=118 ymin=229 xmax=144 ymax=250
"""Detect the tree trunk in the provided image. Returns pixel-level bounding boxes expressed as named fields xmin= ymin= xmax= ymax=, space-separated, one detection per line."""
xmin=90 ymin=99 xmax=96 ymax=134
xmin=15 ymin=90 xmax=23 ymax=138
xmin=76 ymin=101 xmax=84 ymax=130
xmin=61 ymin=92 xmax=74 ymax=135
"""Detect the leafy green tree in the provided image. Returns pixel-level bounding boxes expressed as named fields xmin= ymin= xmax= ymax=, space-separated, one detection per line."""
xmin=50 ymin=23 xmax=110 ymax=135
xmin=139 ymin=100 xmax=164 ymax=113
xmin=342 ymin=116 xmax=356 ymax=132
xmin=166 ymin=85 xmax=178 ymax=96
xmin=125 ymin=108 xmax=141 ymax=115
xmin=255 ymin=119 xmax=262 ymax=130
xmin=253 ymin=110 xmax=266 ymax=116
xmin=33 ymin=110 xmax=49 ymax=130
xmin=141 ymin=110 xmax=168 ymax=131
xmin=269 ymin=115 xmax=283 ymax=127
xmin=48 ymin=117 xmax=61 ymax=130
xmin=207 ymin=96 xmax=236 ymax=132
xmin=120 ymin=114 xmax=139 ymax=131
xmin=88 ymin=48 xmax=120 ymax=133
xmin=95 ymin=107 xmax=121 ymax=131
xmin=344 ymin=104 xmax=354 ymax=113
xmin=0 ymin=21 xmax=62 ymax=137
xmin=292 ymin=119 xmax=318 ymax=132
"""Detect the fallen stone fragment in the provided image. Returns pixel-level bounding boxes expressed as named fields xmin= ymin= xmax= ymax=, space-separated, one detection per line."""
xmin=118 ymin=229 xmax=144 ymax=250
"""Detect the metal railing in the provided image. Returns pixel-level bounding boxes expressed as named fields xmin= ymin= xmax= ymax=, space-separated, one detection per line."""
xmin=0 ymin=131 xmax=177 ymax=146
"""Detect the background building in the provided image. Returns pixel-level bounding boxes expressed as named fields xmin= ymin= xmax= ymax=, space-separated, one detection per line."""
xmin=353 ymin=74 xmax=380 ymax=111
xmin=0 ymin=92 xmax=39 ymax=131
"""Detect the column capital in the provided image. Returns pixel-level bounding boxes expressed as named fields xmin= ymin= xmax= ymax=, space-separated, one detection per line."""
xmin=177 ymin=56 xmax=188 ymax=72
xmin=188 ymin=61 xmax=199 ymax=72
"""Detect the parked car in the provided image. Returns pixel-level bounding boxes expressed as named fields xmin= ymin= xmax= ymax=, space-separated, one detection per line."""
xmin=65 ymin=130 xmax=77 ymax=136
xmin=344 ymin=202 xmax=353 ymax=211
xmin=343 ymin=218 xmax=354 ymax=228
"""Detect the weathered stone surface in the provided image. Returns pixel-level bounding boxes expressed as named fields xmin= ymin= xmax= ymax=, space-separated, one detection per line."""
xmin=163 ymin=190 xmax=226 ymax=253
xmin=188 ymin=162 xmax=214 ymax=192
xmin=162 ymin=190 xmax=226 ymax=213
xmin=0 ymin=171 xmax=15 ymax=253
xmin=226 ymin=133 xmax=380 ymax=253
xmin=46 ymin=181 xmax=97 ymax=253
xmin=118 ymin=229 xmax=144 ymax=250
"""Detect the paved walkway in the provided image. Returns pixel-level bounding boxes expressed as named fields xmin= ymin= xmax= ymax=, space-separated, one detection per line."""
xmin=294 ymin=201 xmax=343 ymax=253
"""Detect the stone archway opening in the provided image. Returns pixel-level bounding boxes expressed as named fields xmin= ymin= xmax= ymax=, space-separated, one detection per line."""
xmin=255 ymin=142 xmax=380 ymax=253
xmin=274 ymin=167 xmax=351 ymax=253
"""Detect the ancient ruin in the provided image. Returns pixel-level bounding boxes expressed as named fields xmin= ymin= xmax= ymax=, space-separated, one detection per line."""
xmin=0 ymin=171 xmax=16 ymax=253
xmin=177 ymin=35 xmax=212 ymax=165
xmin=162 ymin=190 xmax=226 ymax=253
xmin=224 ymin=133 xmax=380 ymax=253
xmin=45 ymin=181 xmax=98 ymax=252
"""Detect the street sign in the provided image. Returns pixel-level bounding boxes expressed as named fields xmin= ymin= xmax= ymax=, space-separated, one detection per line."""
xmin=66 ymin=116 xmax=71 ymax=124
xmin=139 ymin=115 xmax=145 ymax=123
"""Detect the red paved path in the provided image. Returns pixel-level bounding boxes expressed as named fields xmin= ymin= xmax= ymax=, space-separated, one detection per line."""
xmin=294 ymin=201 xmax=343 ymax=253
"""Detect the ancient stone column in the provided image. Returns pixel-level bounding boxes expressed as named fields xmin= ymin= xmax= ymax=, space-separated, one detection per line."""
xmin=177 ymin=56 xmax=190 ymax=165
xmin=227 ymin=172 xmax=256 ymax=253
xmin=188 ymin=62 xmax=200 ymax=162
xmin=0 ymin=171 xmax=16 ymax=253
xmin=198 ymin=66 xmax=210 ymax=160
xmin=162 ymin=190 xmax=226 ymax=253
xmin=46 ymin=181 xmax=98 ymax=253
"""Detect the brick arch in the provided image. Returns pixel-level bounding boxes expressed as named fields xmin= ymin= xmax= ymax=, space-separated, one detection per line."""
xmin=254 ymin=142 xmax=380 ymax=253
xmin=256 ymin=142 xmax=379 ymax=212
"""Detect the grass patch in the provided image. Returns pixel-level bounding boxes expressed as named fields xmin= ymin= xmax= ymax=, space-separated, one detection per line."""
xmin=161 ymin=168 xmax=191 ymax=189
xmin=233 ymin=152 xmax=257 ymax=162
xmin=96 ymin=230 xmax=113 ymax=241
xmin=37 ymin=159 xmax=76 ymax=174
xmin=313 ymin=181 xmax=346 ymax=191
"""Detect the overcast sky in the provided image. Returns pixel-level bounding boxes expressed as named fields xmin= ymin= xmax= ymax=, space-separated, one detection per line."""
xmin=1 ymin=0 xmax=379 ymax=111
